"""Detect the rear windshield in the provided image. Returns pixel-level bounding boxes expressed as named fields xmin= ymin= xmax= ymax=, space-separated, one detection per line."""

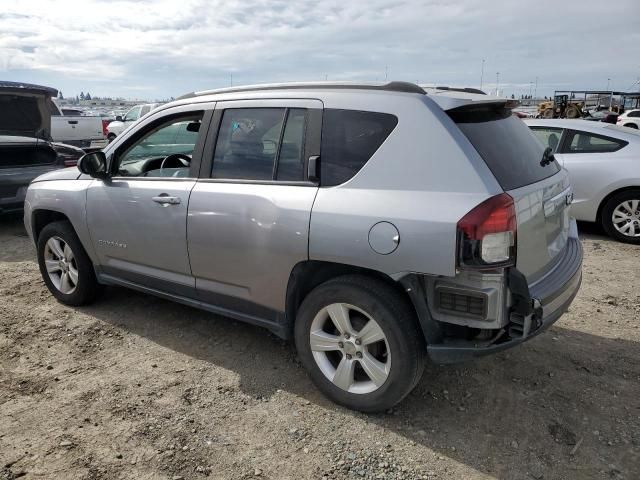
xmin=450 ymin=107 xmax=560 ymax=191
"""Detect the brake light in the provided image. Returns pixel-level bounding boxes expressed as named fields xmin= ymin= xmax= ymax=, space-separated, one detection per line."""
xmin=457 ymin=193 xmax=516 ymax=269
xmin=101 ymin=119 xmax=110 ymax=137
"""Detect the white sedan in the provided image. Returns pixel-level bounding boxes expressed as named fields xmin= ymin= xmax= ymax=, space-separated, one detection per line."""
xmin=525 ymin=119 xmax=640 ymax=243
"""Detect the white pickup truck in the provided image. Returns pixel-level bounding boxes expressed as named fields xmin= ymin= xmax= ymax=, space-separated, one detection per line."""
xmin=50 ymin=101 xmax=108 ymax=150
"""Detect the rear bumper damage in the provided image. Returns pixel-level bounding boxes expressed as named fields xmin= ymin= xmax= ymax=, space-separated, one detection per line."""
xmin=425 ymin=228 xmax=583 ymax=364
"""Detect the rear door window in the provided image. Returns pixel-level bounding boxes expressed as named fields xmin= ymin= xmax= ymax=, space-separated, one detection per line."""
xmin=451 ymin=108 xmax=560 ymax=191
xmin=320 ymin=109 xmax=397 ymax=186
xmin=563 ymin=131 xmax=627 ymax=153
xmin=530 ymin=127 xmax=563 ymax=153
xmin=211 ymin=108 xmax=308 ymax=181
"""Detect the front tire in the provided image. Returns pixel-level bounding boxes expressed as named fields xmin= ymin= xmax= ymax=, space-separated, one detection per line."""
xmin=601 ymin=190 xmax=640 ymax=244
xmin=294 ymin=275 xmax=425 ymax=412
xmin=623 ymin=123 xmax=638 ymax=129
xmin=37 ymin=221 xmax=100 ymax=305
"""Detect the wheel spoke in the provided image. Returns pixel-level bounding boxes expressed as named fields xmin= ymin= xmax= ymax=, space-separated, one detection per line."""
xmin=332 ymin=356 xmax=355 ymax=390
xmin=310 ymin=330 xmax=342 ymax=352
xmin=326 ymin=304 xmax=353 ymax=336
xmin=623 ymin=201 xmax=633 ymax=213
xmin=358 ymin=319 xmax=385 ymax=345
xmin=63 ymin=244 xmax=74 ymax=262
xmin=630 ymin=199 xmax=639 ymax=213
xmin=68 ymin=265 xmax=79 ymax=286
xmin=60 ymin=272 xmax=72 ymax=294
xmin=359 ymin=351 xmax=389 ymax=387
xmin=47 ymin=238 xmax=65 ymax=259
xmin=45 ymin=259 xmax=62 ymax=273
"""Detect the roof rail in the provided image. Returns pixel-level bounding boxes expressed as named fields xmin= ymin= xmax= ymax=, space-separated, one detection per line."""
xmin=177 ymin=81 xmax=425 ymax=100
xmin=432 ymin=86 xmax=487 ymax=95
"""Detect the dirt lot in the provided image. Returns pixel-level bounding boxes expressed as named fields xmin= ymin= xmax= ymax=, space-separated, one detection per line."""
xmin=1 ymin=214 xmax=638 ymax=480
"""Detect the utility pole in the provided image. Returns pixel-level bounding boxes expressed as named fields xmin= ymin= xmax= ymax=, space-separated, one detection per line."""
xmin=480 ymin=59 xmax=485 ymax=90
xmin=606 ymin=78 xmax=611 ymax=91
xmin=385 ymin=65 xmax=388 ymax=81
xmin=534 ymin=76 xmax=538 ymax=99
xmin=496 ymin=72 xmax=500 ymax=96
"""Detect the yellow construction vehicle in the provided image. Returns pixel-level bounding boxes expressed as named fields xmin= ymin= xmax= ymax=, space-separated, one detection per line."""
xmin=538 ymin=95 xmax=584 ymax=118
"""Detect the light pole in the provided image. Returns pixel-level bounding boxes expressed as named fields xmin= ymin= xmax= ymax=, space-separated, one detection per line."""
xmin=480 ymin=59 xmax=485 ymax=90
xmin=534 ymin=76 xmax=538 ymax=99
xmin=495 ymin=72 xmax=500 ymax=96
xmin=606 ymin=78 xmax=611 ymax=91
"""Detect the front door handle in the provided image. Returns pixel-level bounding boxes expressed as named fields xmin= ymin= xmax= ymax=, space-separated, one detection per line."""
xmin=152 ymin=195 xmax=181 ymax=205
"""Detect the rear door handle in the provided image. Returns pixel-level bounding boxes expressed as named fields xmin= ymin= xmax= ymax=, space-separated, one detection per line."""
xmin=68 ymin=120 xmax=78 ymax=125
xmin=152 ymin=195 xmax=181 ymax=205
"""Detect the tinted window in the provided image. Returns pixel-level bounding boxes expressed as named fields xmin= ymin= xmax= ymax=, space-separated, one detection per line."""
xmin=115 ymin=115 xmax=202 ymax=177
xmin=628 ymin=111 xmax=640 ymax=118
xmin=212 ymin=108 xmax=307 ymax=181
xmin=530 ymin=127 xmax=563 ymax=153
xmin=565 ymin=131 xmax=627 ymax=153
xmin=451 ymin=108 xmax=560 ymax=191
xmin=320 ymin=109 xmax=398 ymax=186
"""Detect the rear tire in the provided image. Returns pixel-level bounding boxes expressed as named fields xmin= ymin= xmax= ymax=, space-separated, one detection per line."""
xmin=294 ymin=275 xmax=425 ymax=412
xmin=37 ymin=221 xmax=100 ymax=305
xmin=107 ymin=133 xmax=117 ymax=143
xmin=601 ymin=190 xmax=640 ymax=244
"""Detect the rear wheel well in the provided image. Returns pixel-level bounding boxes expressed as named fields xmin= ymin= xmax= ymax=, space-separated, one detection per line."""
xmin=285 ymin=261 xmax=414 ymax=336
xmin=596 ymin=187 xmax=640 ymax=225
xmin=32 ymin=210 xmax=71 ymax=241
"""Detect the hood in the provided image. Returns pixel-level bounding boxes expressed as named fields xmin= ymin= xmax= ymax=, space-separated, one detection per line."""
xmin=0 ymin=81 xmax=57 ymax=140
xmin=31 ymin=167 xmax=82 ymax=183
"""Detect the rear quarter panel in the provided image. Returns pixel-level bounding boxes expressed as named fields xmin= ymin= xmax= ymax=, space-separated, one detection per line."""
xmin=309 ymin=94 xmax=501 ymax=278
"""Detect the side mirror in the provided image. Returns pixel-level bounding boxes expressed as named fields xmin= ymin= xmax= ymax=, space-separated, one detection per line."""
xmin=116 ymin=115 xmax=123 ymax=122
xmin=77 ymin=151 xmax=108 ymax=179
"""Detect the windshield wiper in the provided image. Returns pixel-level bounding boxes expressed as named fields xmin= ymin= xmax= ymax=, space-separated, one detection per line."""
xmin=540 ymin=146 xmax=555 ymax=167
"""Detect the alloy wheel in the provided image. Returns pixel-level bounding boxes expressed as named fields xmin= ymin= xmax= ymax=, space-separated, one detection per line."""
xmin=611 ymin=200 xmax=640 ymax=238
xmin=44 ymin=236 xmax=79 ymax=294
xmin=309 ymin=303 xmax=391 ymax=394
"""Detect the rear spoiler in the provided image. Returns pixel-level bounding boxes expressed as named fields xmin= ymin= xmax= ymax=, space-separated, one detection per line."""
xmin=428 ymin=93 xmax=518 ymax=112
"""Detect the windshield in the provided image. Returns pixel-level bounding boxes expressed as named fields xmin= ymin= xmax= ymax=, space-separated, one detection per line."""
xmin=450 ymin=107 xmax=561 ymax=191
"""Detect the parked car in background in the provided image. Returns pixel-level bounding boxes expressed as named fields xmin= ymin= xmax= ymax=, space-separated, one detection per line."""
xmin=526 ymin=119 xmax=640 ymax=243
xmin=50 ymin=100 xmax=108 ymax=150
xmin=106 ymin=103 xmax=161 ymax=141
xmin=25 ymin=82 xmax=582 ymax=411
xmin=616 ymin=109 xmax=640 ymax=129
xmin=0 ymin=82 xmax=84 ymax=214
xmin=583 ymin=109 xmax=619 ymax=124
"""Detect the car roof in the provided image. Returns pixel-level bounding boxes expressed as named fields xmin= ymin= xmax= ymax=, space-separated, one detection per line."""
xmin=170 ymin=81 xmax=513 ymax=113
xmin=524 ymin=118 xmax=640 ymax=141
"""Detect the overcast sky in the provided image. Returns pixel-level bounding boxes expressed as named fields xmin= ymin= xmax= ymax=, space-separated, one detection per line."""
xmin=1 ymin=0 xmax=639 ymax=100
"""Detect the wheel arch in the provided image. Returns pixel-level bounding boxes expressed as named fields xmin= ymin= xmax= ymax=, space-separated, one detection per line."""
xmin=284 ymin=260 xmax=436 ymax=343
xmin=32 ymin=209 xmax=73 ymax=241
xmin=596 ymin=186 xmax=640 ymax=225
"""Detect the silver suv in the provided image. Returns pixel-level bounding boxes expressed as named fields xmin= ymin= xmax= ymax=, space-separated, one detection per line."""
xmin=24 ymin=82 xmax=583 ymax=412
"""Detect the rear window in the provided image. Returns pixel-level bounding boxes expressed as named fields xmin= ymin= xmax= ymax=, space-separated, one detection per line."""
xmin=450 ymin=107 xmax=560 ymax=191
xmin=321 ymin=109 xmax=397 ymax=186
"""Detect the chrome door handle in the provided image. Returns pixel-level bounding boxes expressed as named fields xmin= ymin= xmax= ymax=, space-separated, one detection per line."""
xmin=152 ymin=195 xmax=181 ymax=205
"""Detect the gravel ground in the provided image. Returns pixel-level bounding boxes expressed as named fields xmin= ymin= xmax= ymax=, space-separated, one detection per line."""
xmin=1 ymin=214 xmax=639 ymax=480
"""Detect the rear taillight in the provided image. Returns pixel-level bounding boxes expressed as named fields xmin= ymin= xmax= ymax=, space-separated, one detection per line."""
xmin=457 ymin=193 xmax=516 ymax=269
xmin=101 ymin=119 xmax=110 ymax=137
xmin=60 ymin=155 xmax=79 ymax=167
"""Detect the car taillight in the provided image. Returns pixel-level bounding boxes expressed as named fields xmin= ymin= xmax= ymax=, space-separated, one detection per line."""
xmin=102 ymin=119 xmax=110 ymax=137
xmin=457 ymin=193 xmax=516 ymax=269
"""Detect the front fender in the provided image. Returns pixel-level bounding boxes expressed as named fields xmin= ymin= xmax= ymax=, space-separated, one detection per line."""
xmin=25 ymin=178 xmax=98 ymax=264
